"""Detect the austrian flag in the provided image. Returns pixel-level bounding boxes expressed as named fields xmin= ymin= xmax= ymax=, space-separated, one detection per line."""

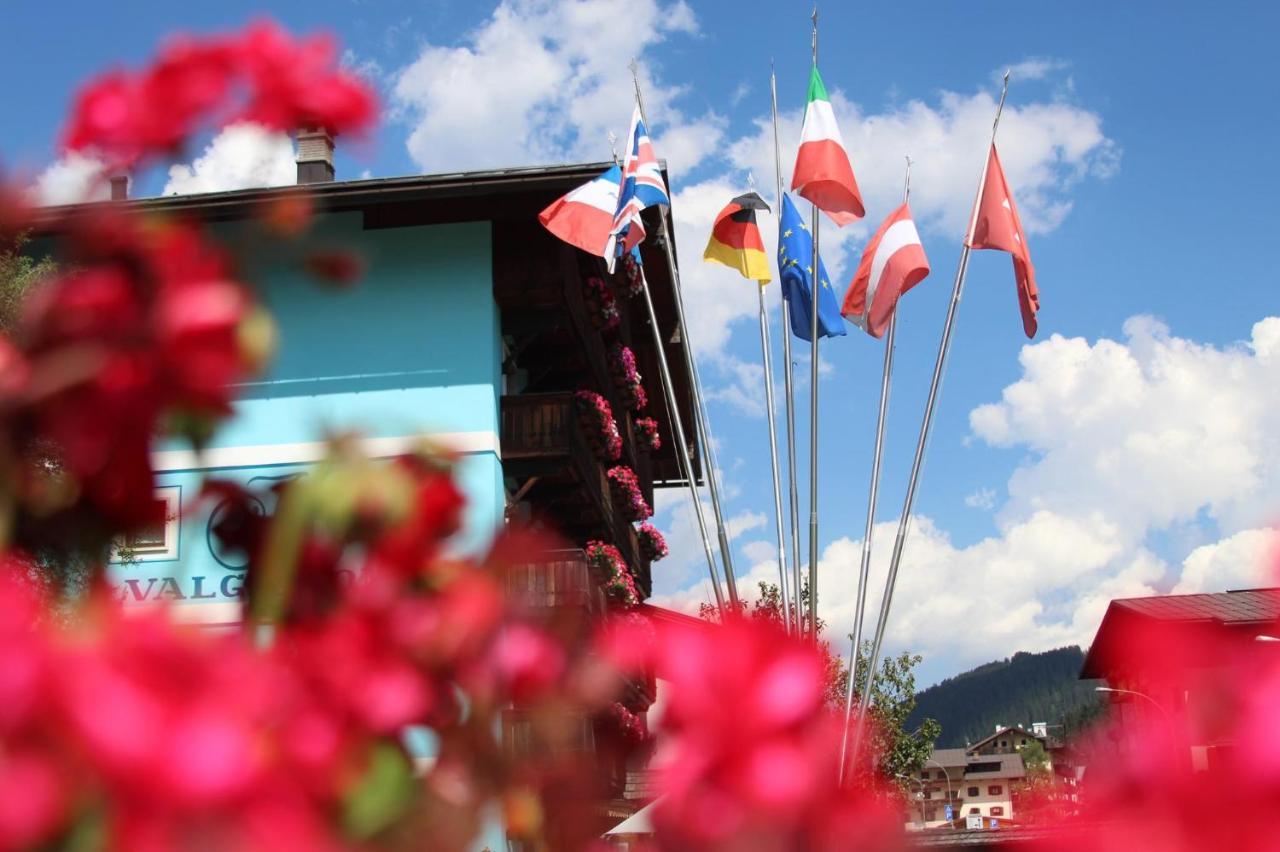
xmin=967 ymin=144 xmax=1040 ymax=337
xmin=842 ymin=203 xmax=930 ymax=338
xmin=791 ymin=64 xmax=864 ymax=226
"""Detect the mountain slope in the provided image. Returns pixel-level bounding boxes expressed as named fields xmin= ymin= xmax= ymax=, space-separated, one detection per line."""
xmin=907 ymin=646 xmax=1104 ymax=747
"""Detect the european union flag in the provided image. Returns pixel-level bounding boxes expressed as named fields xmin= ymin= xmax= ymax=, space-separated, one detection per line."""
xmin=778 ymin=192 xmax=847 ymax=341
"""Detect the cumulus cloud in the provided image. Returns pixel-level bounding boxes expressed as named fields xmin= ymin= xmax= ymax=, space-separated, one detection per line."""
xmin=965 ymin=488 xmax=997 ymax=510
xmin=971 ymin=316 xmax=1280 ymax=535
xmin=162 ymin=124 xmax=295 ymax=196
xmin=32 ymin=152 xmax=109 ymax=206
xmin=391 ymin=0 xmax=709 ymax=174
xmin=655 ymin=316 xmax=1280 ymax=671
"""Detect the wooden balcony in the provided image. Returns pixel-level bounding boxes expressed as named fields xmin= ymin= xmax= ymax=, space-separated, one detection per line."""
xmin=501 ymin=393 xmax=651 ymax=595
xmin=505 ymin=548 xmax=606 ymax=616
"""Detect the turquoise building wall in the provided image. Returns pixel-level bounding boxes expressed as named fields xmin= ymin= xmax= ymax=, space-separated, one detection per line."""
xmin=108 ymin=214 xmax=506 ymax=618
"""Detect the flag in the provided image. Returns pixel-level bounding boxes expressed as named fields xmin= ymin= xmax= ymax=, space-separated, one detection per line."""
xmin=606 ymin=106 xmax=671 ymax=270
xmin=842 ymin=202 xmax=930 ymax=338
xmin=703 ymin=192 xmax=772 ymax=282
xmin=538 ymin=165 xmax=621 ymax=257
xmin=778 ymin=192 xmax=846 ymax=340
xmin=966 ymin=144 xmax=1040 ymax=337
xmin=791 ymin=64 xmax=864 ymax=226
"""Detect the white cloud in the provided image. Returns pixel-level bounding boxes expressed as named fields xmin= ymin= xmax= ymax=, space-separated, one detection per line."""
xmin=1173 ymin=528 xmax=1278 ymax=594
xmin=32 ymin=152 xmax=109 ymax=206
xmin=965 ymin=488 xmax=997 ymax=510
xmin=997 ymin=58 xmax=1071 ymax=84
xmin=162 ymin=124 xmax=295 ymax=196
xmin=391 ymin=0 xmax=713 ymax=174
xmin=657 ymin=316 xmax=1280 ymax=673
xmin=971 ymin=317 xmax=1280 ymax=536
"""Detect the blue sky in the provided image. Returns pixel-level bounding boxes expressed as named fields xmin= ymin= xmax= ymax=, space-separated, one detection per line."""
xmin=6 ymin=0 xmax=1279 ymax=686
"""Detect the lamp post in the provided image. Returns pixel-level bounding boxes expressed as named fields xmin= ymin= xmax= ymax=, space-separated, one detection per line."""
xmin=894 ymin=773 xmax=928 ymax=828
xmin=924 ymin=759 xmax=954 ymax=828
xmin=1094 ymin=685 xmax=1175 ymax=728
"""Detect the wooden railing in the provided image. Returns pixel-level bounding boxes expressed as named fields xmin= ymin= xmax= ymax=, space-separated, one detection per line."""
xmin=505 ymin=548 xmax=606 ymax=615
xmin=500 ymin=393 xmax=648 ymax=585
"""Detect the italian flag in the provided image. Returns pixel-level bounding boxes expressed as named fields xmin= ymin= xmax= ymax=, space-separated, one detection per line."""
xmin=791 ymin=65 xmax=864 ymax=226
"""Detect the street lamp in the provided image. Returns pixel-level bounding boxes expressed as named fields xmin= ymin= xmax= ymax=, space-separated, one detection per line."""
xmin=923 ymin=759 xmax=954 ymax=829
xmin=1094 ymin=686 xmax=1174 ymax=726
xmin=894 ymin=773 xmax=927 ymax=828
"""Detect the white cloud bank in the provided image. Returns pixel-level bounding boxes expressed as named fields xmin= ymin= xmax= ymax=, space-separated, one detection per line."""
xmin=658 ymin=317 xmax=1280 ymax=670
xmin=162 ymin=124 xmax=295 ymax=196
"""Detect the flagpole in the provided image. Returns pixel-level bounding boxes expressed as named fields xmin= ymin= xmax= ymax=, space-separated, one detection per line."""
xmin=770 ymin=63 xmax=804 ymax=636
xmin=637 ymin=258 xmax=727 ymax=615
xmin=848 ymin=71 xmax=1012 ymax=771
xmin=838 ymin=156 xmax=911 ymax=782
xmin=629 ymin=61 xmax=742 ymax=610
xmin=806 ymin=6 xmax=821 ymax=639
xmin=757 ymin=280 xmax=793 ymax=632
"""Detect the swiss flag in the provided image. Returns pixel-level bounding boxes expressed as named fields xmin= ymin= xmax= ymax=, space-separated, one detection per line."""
xmin=966 ymin=144 xmax=1040 ymax=337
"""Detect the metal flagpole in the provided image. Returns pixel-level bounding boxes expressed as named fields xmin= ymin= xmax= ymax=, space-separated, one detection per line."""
xmin=758 ymin=280 xmax=793 ymax=633
xmin=848 ymin=71 xmax=1013 ymax=770
xmin=629 ymin=60 xmax=741 ymax=609
xmin=637 ymin=262 xmax=727 ymax=615
xmin=838 ymin=156 xmax=912 ymax=781
xmin=806 ymin=7 xmax=821 ymax=639
xmin=770 ymin=63 xmax=804 ymax=635
xmin=749 ymin=171 xmax=793 ymax=632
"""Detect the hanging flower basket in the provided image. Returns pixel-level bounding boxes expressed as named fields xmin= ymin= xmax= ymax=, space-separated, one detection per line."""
xmin=605 ymin=701 xmax=650 ymax=744
xmin=586 ymin=540 xmax=640 ymax=608
xmin=633 ymin=417 xmax=661 ymax=452
xmin=608 ymin=343 xmax=647 ymax=411
xmin=621 ymin=251 xmax=645 ymax=298
xmin=637 ymin=522 xmax=668 ymax=562
xmin=582 ymin=276 xmax=621 ymax=331
xmin=607 ymin=466 xmax=651 ymax=521
xmin=573 ymin=390 xmax=622 ymax=461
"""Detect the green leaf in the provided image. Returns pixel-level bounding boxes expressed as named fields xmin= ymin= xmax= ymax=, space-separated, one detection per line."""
xmin=343 ymin=742 xmax=417 ymax=839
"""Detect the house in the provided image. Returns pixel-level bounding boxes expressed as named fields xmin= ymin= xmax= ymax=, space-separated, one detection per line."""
xmin=41 ymin=133 xmax=701 ymax=847
xmin=1080 ymin=587 xmax=1280 ymax=771
xmin=909 ymin=747 xmax=1025 ymax=829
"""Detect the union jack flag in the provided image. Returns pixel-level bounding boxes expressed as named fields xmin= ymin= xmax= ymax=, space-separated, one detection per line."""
xmin=605 ymin=105 xmax=670 ymax=271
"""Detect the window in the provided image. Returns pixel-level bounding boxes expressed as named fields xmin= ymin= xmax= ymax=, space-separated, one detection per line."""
xmin=991 ymin=806 xmax=1005 ymax=817
xmin=936 ymin=770 xmax=947 ymax=780
xmin=112 ymin=486 xmax=181 ymax=563
xmin=967 ymin=787 xmax=979 ymax=797
xmin=920 ymin=770 xmax=930 ymax=780
xmin=969 ymin=807 xmax=980 ymax=815
xmin=988 ymin=785 xmax=1003 ymax=796
xmin=1019 ymin=738 xmax=1027 ymax=745
xmin=1000 ymin=740 xmax=1008 ymax=748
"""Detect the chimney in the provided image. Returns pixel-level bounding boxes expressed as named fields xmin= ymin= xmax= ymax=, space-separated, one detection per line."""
xmin=296 ymin=127 xmax=335 ymax=184
xmin=109 ymin=174 xmax=129 ymax=200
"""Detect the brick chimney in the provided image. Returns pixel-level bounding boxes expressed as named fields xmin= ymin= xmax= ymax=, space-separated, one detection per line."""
xmin=296 ymin=128 xmax=335 ymax=184
xmin=109 ymin=174 xmax=129 ymax=200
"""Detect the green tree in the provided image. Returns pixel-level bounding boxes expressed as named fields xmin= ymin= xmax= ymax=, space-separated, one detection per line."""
xmin=1019 ymin=737 xmax=1051 ymax=778
xmin=0 ymin=234 xmax=56 ymax=334
xmin=701 ymin=581 xmax=941 ymax=783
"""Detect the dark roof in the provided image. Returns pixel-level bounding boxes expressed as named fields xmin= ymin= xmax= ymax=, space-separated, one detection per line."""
xmin=1080 ymin=588 xmax=1280 ymax=679
xmin=1111 ymin=588 xmax=1280 ymax=623
xmin=37 ymin=160 xmax=626 ymax=222
xmin=925 ymin=749 xmax=1025 ymax=780
xmin=966 ymin=726 xmax=1042 ymax=753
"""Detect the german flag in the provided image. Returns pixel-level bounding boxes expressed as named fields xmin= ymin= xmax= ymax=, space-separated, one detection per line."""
xmin=703 ymin=192 xmax=772 ymax=283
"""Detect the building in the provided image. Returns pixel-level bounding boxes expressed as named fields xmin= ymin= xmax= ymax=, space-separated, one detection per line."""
xmin=46 ymin=134 xmax=700 ymax=846
xmin=909 ymin=747 xmax=1026 ymax=829
xmin=1081 ymin=587 xmax=1280 ymax=771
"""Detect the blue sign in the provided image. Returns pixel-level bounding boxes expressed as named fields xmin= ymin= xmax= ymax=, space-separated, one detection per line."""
xmin=944 ymin=804 xmax=953 ymax=822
